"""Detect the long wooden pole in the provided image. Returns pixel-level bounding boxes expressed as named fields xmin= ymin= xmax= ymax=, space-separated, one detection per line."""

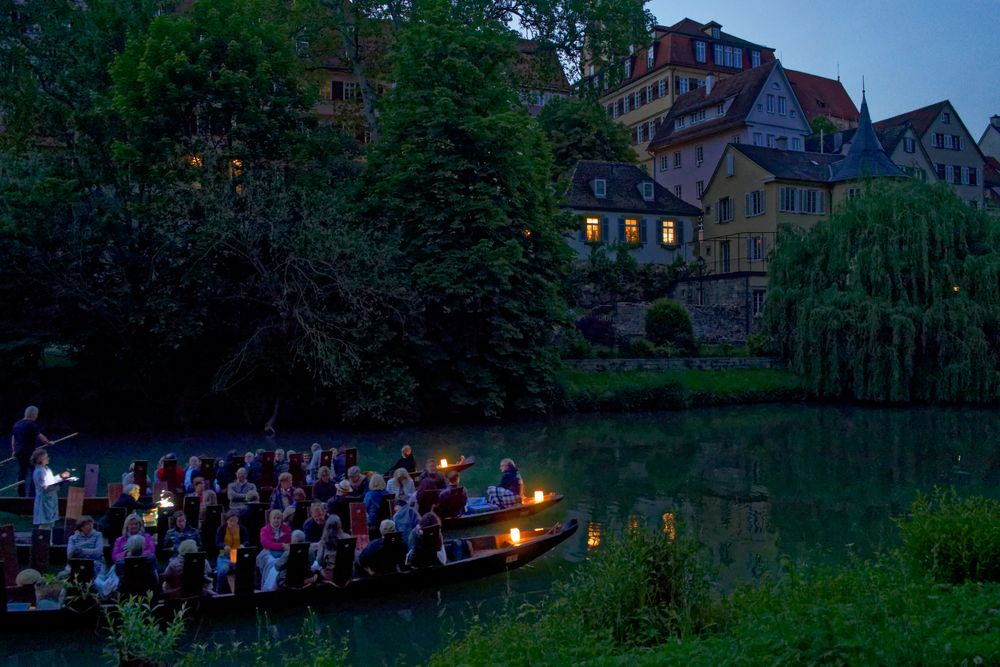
xmin=0 ymin=432 xmax=79 ymax=467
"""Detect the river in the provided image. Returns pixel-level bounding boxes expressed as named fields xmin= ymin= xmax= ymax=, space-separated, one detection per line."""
xmin=4 ymin=404 xmax=999 ymax=665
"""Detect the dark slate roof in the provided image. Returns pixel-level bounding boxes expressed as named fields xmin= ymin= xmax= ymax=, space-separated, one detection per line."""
xmin=659 ymin=18 xmax=772 ymax=51
xmin=829 ymin=94 xmax=905 ymax=181
xmin=874 ymin=100 xmax=950 ymax=137
xmin=806 ymin=122 xmax=920 ymax=155
xmin=785 ymin=70 xmax=859 ymax=123
xmin=648 ymin=61 xmax=779 ymax=151
xmin=563 ymin=161 xmax=702 ymax=216
xmin=731 ymin=145 xmax=841 ymax=183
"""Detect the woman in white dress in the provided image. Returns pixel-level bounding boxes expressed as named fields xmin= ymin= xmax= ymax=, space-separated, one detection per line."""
xmin=31 ymin=448 xmax=73 ymax=529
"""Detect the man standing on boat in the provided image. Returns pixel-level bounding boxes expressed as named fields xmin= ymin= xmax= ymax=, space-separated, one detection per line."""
xmin=11 ymin=406 xmax=52 ymax=497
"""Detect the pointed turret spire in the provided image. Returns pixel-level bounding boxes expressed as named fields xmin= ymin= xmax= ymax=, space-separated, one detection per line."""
xmin=829 ymin=90 xmax=904 ymax=182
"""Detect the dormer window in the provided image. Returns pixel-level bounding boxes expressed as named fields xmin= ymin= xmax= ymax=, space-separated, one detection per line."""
xmin=647 ymin=46 xmax=655 ymax=69
xmin=942 ymin=112 xmax=951 ymax=124
xmin=594 ymin=179 xmax=607 ymax=198
xmin=641 ymin=182 xmax=655 ymax=201
xmin=717 ymin=103 xmax=725 ymax=116
xmin=695 ymin=41 xmax=706 ymax=63
xmin=624 ymin=59 xmax=631 ymax=79
xmin=712 ymin=27 xmax=720 ymax=39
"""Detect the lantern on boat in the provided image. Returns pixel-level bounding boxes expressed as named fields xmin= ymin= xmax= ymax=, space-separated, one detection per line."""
xmin=533 ymin=490 xmax=544 ymax=503
xmin=509 ymin=528 xmax=521 ymax=544
xmin=440 ymin=458 xmax=448 ymax=468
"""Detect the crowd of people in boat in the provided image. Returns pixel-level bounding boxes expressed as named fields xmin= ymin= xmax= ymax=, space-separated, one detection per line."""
xmin=16 ymin=442 xmax=528 ymax=604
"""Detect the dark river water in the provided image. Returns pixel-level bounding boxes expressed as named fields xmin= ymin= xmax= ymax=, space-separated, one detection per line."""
xmin=4 ymin=404 xmax=1000 ymax=665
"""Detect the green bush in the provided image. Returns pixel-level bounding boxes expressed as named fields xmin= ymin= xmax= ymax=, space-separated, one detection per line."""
xmin=645 ymin=299 xmax=695 ymax=352
xmin=745 ymin=333 xmax=771 ymax=356
xmin=560 ymin=326 xmax=593 ymax=359
xmin=628 ymin=337 xmax=656 ymax=358
xmin=897 ymin=487 xmax=1000 ymax=583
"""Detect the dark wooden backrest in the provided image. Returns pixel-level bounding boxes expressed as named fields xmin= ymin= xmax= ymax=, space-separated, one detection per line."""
xmin=201 ymin=504 xmax=223 ymax=549
xmin=120 ymin=556 xmax=150 ymax=598
xmin=156 ymin=512 xmax=171 ymax=554
xmin=183 ymin=495 xmax=201 ymax=529
xmin=227 ymin=454 xmax=243 ymax=480
xmin=235 ymin=546 xmax=258 ymax=595
xmin=349 ymin=502 xmax=369 ymax=550
xmin=285 ymin=542 xmax=310 ymax=589
xmin=0 ymin=524 xmax=19 ymax=586
xmin=0 ymin=564 xmax=6 ymax=616
xmin=343 ymin=448 xmax=358 ymax=471
xmin=132 ymin=460 xmax=148 ymax=496
xmin=161 ymin=459 xmax=177 ymax=490
xmin=260 ymin=451 xmax=275 ymax=486
xmin=66 ymin=486 xmax=85 ymax=523
xmin=199 ymin=457 xmax=216 ymax=485
xmin=106 ymin=506 xmax=127 ymax=541
xmin=106 ymin=482 xmax=123 ymax=501
xmin=83 ymin=464 xmax=100 ymax=497
xmin=288 ymin=453 xmax=304 ymax=487
xmin=246 ymin=503 xmax=269 ymax=547
xmin=181 ymin=552 xmax=207 ymax=596
xmin=291 ymin=503 xmax=307 ymax=531
xmin=381 ymin=496 xmax=394 ymax=523
xmin=320 ymin=449 xmax=333 ymax=469
xmin=68 ymin=557 xmax=95 ymax=584
xmin=383 ymin=531 xmax=405 ymax=569
xmin=333 ymin=537 xmax=357 ymax=586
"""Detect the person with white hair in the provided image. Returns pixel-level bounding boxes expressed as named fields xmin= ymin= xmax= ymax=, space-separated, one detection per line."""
xmin=162 ymin=539 xmax=213 ymax=598
xmin=11 ymin=406 xmax=51 ymax=498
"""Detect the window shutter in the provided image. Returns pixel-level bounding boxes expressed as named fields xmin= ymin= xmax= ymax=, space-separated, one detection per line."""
xmin=745 ymin=193 xmax=751 ymax=216
xmin=761 ymin=190 xmax=765 ymax=214
xmin=676 ymin=219 xmax=685 ymax=248
xmin=618 ymin=217 xmax=626 ymax=243
xmin=715 ymin=201 xmax=721 ymax=223
xmin=818 ymin=191 xmax=825 ymax=214
xmin=601 ymin=217 xmax=609 ymax=243
xmin=656 ymin=219 xmax=664 ymax=245
xmin=640 ymin=218 xmax=648 ymax=244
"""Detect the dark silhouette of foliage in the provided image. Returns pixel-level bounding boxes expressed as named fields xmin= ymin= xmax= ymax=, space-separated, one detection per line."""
xmin=645 ymin=299 xmax=695 ymax=352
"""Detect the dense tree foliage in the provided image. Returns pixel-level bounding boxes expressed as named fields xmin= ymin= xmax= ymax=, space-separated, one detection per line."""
xmin=361 ymin=0 xmax=572 ymax=417
xmin=538 ymin=95 xmax=635 ymax=179
xmin=765 ymin=180 xmax=1000 ymax=402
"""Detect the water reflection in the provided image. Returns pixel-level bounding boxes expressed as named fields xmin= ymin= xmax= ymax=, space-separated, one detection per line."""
xmin=5 ymin=404 xmax=1000 ymax=666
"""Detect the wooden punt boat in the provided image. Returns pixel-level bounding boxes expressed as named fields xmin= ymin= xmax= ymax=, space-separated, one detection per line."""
xmin=0 ymin=519 xmax=578 ymax=632
xmin=442 ymin=493 xmax=563 ymax=529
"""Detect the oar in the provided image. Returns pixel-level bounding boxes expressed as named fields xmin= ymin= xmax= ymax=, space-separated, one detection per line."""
xmin=0 ymin=432 xmax=79 ymax=467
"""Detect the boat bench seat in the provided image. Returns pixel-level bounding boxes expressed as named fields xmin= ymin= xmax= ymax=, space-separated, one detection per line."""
xmin=466 ymin=535 xmax=499 ymax=553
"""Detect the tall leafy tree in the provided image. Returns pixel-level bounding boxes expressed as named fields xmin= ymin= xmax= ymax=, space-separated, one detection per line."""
xmin=538 ymin=95 xmax=636 ymax=178
xmin=765 ymin=180 xmax=1000 ymax=402
xmin=363 ymin=0 xmax=572 ymax=416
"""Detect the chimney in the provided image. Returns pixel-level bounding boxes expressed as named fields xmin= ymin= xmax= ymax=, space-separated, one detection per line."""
xmin=705 ymin=74 xmax=716 ymax=96
xmin=992 ymin=115 xmax=1000 ymax=129
xmin=775 ymin=136 xmax=788 ymax=150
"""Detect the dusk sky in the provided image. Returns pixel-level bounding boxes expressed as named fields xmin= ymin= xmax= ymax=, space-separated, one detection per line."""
xmin=647 ymin=0 xmax=1000 ymax=135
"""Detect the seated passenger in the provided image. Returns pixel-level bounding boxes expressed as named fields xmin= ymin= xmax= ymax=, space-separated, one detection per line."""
xmin=313 ymin=516 xmax=350 ymax=584
xmin=269 ymin=472 xmax=295 ymax=518
xmin=311 ymin=466 xmax=337 ymax=504
xmin=386 ymin=468 xmax=415 ymax=503
xmin=346 ymin=466 xmax=368 ymax=500
xmin=215 ymin=510 xmax=250 ymax=592
xmin=484 ymin=458 xmax=523 ymax=508
xmin=264 ymin=530 xmax=311 ymax=591
xmin=325 ymin=479 xmax=354 ymax=524
xmin=415 ymin=475 xmax=441 ymax=515
xmin=115 ymin=534 xmax=160 ymax=598
xmin=111 ymin=514 xmax=155 ymax=563
xmin=435 ymin=472 xmax=469 ymax=519
xmin=301 ymin=502 xmax=328 ymax=544
xmin=357 ymin=520 xmax=407 ymax=576
xmin=385 ymin=445 xmax=417 ymax=476
xmin=182 ymin=456 xmax=201 ymax=494
xmin=417 ymin=459 xmax=446 ymax=489
xmin=227 ymin=467 xmax=256 ymax=513
xmin=110 ymin=483 xmax=154 ymax=513
xmin=199 ymin=489 xmax=218 ymax=524
xmin=306 ymin=443 xmax=322 ymax=485
xmin=363 ymin=473 xmax=387 ymax=526
xmin=155 ymin=453 xmax=185 ymax=491
xmin=65 ymin=515 xmax=104 ymax=577
xmin=392 ymin=498 xmax=420 ymax=545
xmin=163 ymin=510 xmax=200 ymax=555
xmin=161 ymin=539 xmax=213 ymax=598
xmin=406 ymin=512 xmax=446 ymax=568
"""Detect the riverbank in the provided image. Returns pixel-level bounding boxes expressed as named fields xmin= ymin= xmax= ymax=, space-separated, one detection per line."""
xmin=556 ymin=367 xmax=805 ymax=412
xmin=430 ymin=491 xmax=1000 ymax=666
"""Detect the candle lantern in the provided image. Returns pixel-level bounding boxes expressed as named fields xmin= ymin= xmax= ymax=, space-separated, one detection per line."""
xmin=510 ymin=528 xmax=521 ymax=544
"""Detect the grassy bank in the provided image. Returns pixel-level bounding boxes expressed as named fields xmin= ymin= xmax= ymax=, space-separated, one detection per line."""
xmin=557 ymin=367 xmax=805 ymax=412
xmin=430 ymin=490 xmax=1000 ymax=666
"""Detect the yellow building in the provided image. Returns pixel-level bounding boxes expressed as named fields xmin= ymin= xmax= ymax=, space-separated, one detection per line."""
xmin=685 ymin=94 xmax=904 ymax=341
xmin=584 ymin=19 xmax=775 ymax=170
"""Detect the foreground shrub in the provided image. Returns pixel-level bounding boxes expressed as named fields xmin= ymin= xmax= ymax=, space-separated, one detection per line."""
xmin=897 ymin=487 xmax=1000 ymax=583
xmin=430 ymin=528 xmax=714 ymax=666
xmin=645 ymin=299 xmax=695 ymax=352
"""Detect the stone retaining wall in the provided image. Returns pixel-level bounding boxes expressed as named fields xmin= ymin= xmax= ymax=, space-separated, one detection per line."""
xmin=565 ymin=357 xmax=782 ymax=373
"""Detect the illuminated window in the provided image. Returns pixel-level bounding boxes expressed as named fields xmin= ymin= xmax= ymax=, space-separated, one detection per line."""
xmin=624 ymin=218 xmax=640 ymax=244
xmin=662 ymin=219 xmax=677 ymax=245
xmin=585 ymin=216 xmax=601 ymax=242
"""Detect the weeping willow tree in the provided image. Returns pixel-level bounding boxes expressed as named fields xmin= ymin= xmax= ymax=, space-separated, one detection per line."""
xmin=764 ymin=180 xmax=1000 ymax=402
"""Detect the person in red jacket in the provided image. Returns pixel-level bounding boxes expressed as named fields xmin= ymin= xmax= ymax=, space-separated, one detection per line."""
xmin=155 ymin=453 xmax=185 ymax=491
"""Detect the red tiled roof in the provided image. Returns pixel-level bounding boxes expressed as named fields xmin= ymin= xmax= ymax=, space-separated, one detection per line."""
xmin=648 ymin=61 xmax=779 ymax=152
xmin=874 ymin=101 xmax=950 ymax=138
xmin=785 ymin=70 xmax=858 ymax=123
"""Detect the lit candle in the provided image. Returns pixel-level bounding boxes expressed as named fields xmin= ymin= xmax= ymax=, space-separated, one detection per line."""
xmin=510 ymin=528 xmax=521 ymax=544
xmin=534 ymin=490 xmax=544 ymax=503
xmin=440 ymin=458 xmax=448 ymax=468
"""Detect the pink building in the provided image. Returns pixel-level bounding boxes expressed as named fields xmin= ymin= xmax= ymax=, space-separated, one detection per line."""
xmin=647 ymin=61 xmax=812 ymax=208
